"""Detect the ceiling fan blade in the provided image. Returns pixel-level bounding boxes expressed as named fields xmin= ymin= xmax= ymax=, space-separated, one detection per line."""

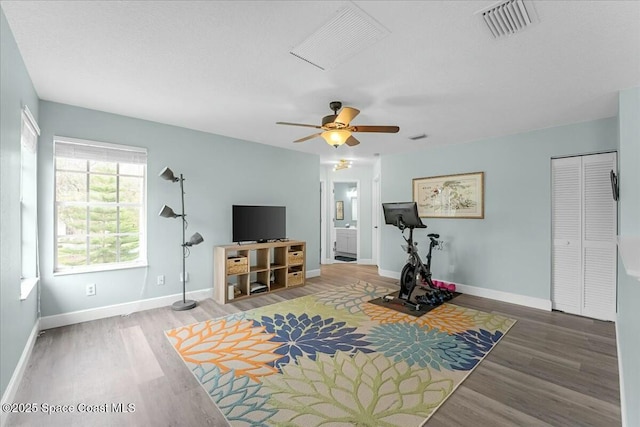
xmin=345 ymin=135 xmax=360 ymax=146
xmin=294 ymin=133 xmax=322 ymax=143
xmin=335 ymin=107 xmax=360 ymax=126
xmin=350 ymin=125 xmax=400 ymax=133
xmin=276 ymin=121 xmax=322 ymax=129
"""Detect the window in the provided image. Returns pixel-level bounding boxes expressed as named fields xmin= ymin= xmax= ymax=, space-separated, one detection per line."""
xmin=351 ymin=197 xmax=358 ymax=221
xmin=54 ymin=137 xmax=147 ymax=272
xmin=20 ymin=106 xmax=40 ymax=299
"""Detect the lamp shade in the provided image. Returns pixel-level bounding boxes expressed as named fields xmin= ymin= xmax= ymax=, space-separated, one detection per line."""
xmin=185 ymin=232 xmax=204 ymax=247
xmin=159 ymin=166 xmax=178 ymax=182
xmin=159 ymin=204 xmax=178 ymax=218
xmin=321 ymin=130 xmax=351 ymax=147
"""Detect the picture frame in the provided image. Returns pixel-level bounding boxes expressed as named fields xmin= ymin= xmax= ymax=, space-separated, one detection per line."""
xmin=335 ymin=200 xmax=344 ymax=220
xmin=413 ymin=172 xmax=484 ymax=219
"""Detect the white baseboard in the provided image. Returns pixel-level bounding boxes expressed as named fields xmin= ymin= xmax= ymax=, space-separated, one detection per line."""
xmin=452 ymin=281 xmax=552 ymax=311
xmin=1 ymin=319 xmax=40 ymax=427
xmin=306 ymin=269 xmax=321 ymax=278
xmin=378 ymin=268 xmax=400 ymax=281
xmin=40 ymin=288 xmax=213 ymax=330
xmin=322 ymin=259 xmax=375 ymax=266
xmin=616 ymin=318 xmax=628 ymax=427
xmin=378 ymin=270 xmax=551 ymax=311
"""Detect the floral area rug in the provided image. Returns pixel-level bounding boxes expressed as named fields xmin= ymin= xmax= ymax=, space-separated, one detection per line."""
xmin=165 ymin=281 xmax=516 ymax=427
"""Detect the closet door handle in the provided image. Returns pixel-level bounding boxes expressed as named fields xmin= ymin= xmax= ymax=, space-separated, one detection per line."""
xmin=610 ymin=170 xmax=619 ymax=201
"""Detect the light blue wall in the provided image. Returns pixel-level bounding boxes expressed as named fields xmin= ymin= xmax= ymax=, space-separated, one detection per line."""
xmin=0 ymin=8 xmax=40 ymax=398
xmin=324 ymin=164 xmax=374 ymax=260
xmin=334 ymin=182 xmax=357 ymax=228
xmin=37 ymin=101 xmax=320 ymax=317
xmin=617 ymin=87 xmax=640 ymax=427
xmin=380 ymin=117 xmax=617 ymax=301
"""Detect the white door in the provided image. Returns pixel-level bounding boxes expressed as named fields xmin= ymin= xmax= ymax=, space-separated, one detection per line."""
xmin=552 ymin=156 xmax=582 ymax=315
xmin=552 ymin=152 xmax=617 ymax=321
xmin=581 ymin=153 xmax=618 ymax=320
xmin=320 ymin=180 xmax=326 ymax=264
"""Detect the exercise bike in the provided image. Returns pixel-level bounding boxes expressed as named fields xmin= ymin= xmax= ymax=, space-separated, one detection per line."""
xmin=382 ymin=202 xmax=453 ymax=311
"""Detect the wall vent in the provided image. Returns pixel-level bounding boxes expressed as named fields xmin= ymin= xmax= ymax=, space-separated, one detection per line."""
xmin=477 ymin=0 xmax=535 ymax=38
xmin=289 ymin=6 xmax=390 ymax=71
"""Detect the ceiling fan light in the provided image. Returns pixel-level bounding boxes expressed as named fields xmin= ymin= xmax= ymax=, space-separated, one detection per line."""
xmin=322 ymin=130 xmax=351 ymax=147
xmin=333 ymin=159 xmax=353 ymax=171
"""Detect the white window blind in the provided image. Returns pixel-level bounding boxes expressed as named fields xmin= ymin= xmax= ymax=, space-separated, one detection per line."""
xmin=20 ymin=105 xmax=40 ymax=299
xmin=54 ymin=137 xmax=147 ymax=164
xmin=21 ymin=106 xmax=39 ymax=153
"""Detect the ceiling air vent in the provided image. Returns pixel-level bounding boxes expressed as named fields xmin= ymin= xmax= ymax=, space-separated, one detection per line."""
xmin=289 ymin=6 xmax=390 ymax=71
xmin=477 ymin=0 xmax=535 ymax=38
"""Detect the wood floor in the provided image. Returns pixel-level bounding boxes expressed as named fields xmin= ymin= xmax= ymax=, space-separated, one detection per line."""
xmin=8 ymin=264 xmax=620 ymax=426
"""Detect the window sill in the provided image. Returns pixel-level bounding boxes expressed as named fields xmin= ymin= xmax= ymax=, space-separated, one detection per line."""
xmin=54 ymin=262 xmax=148 ymax=276
xmin=20 ymin=277 xmax=39 ymax=301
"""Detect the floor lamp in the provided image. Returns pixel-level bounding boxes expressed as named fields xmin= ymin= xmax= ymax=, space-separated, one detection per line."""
xmin=159 ymin=166 xmax=204 ymax=311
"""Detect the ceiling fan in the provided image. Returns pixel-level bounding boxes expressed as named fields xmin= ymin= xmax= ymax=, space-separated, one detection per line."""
xmin=276 ymin=101 xmax=400 ymax=147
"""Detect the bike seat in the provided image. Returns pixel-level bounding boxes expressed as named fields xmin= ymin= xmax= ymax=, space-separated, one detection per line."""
xmin=428 ymin=233 xmax=440 ymax=238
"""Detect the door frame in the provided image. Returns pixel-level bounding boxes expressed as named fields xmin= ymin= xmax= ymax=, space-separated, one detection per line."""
xmin=330 ymin=179 xmax=360 ymax=263
xmin=372 ymin=174 xmax=381 ymax=266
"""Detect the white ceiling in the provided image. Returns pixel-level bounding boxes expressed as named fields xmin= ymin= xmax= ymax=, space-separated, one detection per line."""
xmin=2 ymin=1 xmax=639 ymax=166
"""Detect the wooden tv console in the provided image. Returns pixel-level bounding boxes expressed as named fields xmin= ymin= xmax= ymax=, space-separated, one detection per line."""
xmin=213 ymin=240 xmax=306 ymax=304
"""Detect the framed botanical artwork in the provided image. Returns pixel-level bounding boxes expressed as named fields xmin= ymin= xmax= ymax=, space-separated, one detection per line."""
xmin=413 ymin=172 xmax=484 ymax=219
xmin=335 ymin=201 xmax=344 ymax=220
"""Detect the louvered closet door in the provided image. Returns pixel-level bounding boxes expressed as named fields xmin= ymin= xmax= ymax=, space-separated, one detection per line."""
xmin=581 ymin=153 xmax=617 ymax=321
xmin=552 ymin=157 xmax=582 ymax=315
xmin=551 ymin=153 xmax=617 ymax=321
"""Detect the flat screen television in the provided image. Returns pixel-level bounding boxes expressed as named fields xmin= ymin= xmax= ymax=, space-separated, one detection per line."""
xmin=232 ymin=205 xmax=286 ymax=243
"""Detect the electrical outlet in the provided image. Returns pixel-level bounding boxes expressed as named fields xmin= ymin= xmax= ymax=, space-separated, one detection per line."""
xmin=449 ymin=265 xmax=455 ymax=274
xmin=157 ymin=275 xmax=165 ymax=285
xmin=86 ymin=283 xmax=96 ymax=296
xmin=180 ymin=272 xmax=189 ymax=283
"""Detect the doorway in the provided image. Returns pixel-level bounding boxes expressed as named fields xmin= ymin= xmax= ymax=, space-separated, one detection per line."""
xmin=551 ymin=152 xmax=617 ymax=321
xmin=331 ymin=180 xmax=360 ymax=263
